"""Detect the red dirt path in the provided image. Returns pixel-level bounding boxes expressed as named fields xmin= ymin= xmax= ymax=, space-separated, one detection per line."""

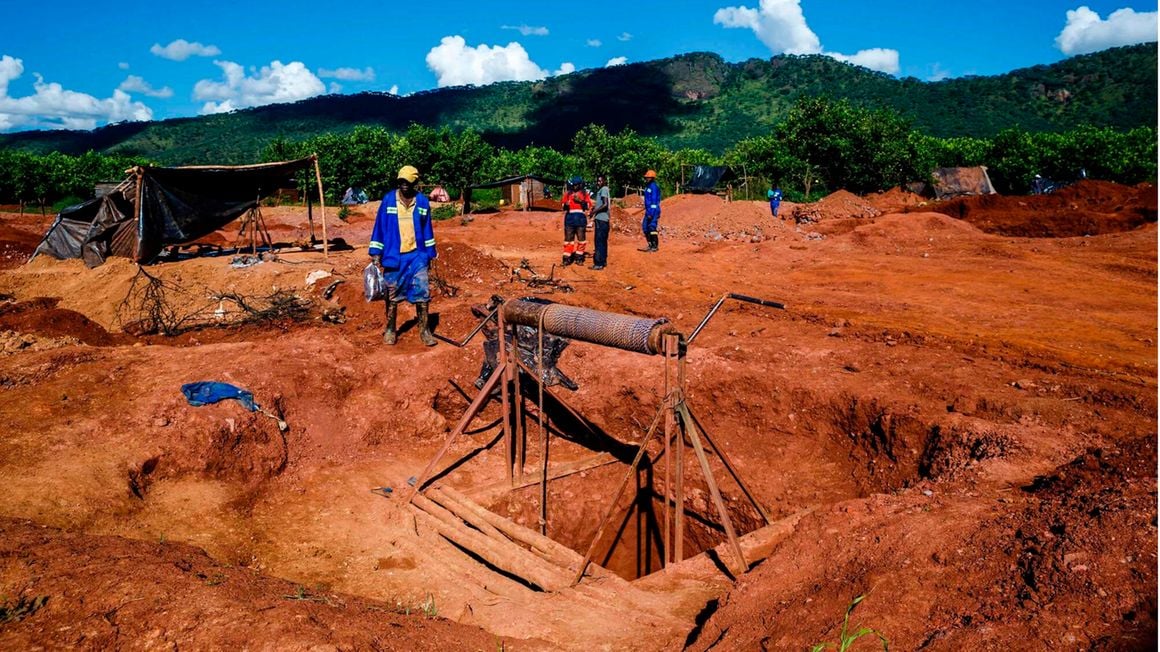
xmin=0 ymin=182 xmax=1155 ymax=650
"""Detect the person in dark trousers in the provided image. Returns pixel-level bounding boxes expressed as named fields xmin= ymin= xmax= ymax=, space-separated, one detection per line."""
xmin=768 ymin=186 xmax=783 ymax=218
xmin=640 ymin=169 xmax=660 ymax=252
xmin=561 ymin=176 xmax=591 ymax=266
xmin=369 ymin=165 xmax=438 ymax=346
xmin=589 ymin=175 xmax=611 ymax=270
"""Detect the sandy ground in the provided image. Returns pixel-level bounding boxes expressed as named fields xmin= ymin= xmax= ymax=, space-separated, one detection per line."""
xmin=0 ymin=182 xmax=1155 ymax=650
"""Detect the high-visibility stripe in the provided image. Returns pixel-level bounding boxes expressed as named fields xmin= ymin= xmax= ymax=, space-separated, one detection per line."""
xmin=386 ymin=207 xmax=398 ymax=213
xmin=424 ymin=238 xmax=436 ymax=247
xmin=648 ymin=204 xmax=659 ymax=208
xmin=369 ymin=240 xmax=384 ymax=249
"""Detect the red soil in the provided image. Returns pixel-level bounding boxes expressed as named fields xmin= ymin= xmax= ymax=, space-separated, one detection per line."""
xmin=0 ymin=181 xmax=1155 ymax=650
xmin=932 ymin=180 xmax=1157 ymax=237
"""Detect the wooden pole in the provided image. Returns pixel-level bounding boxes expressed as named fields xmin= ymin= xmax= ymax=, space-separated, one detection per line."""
xmin=312 ymin=153 xmax=328 ymax=258
xmin=684 ymin=404 xmax=772 ymax=524
xmin=571 ymin=403 xmax=666 ymax=585
xmin=498 ymin=311 xmax=514 ymax=487
xmin=677 ymin=402 xmax=747 ymax=575
xmin=404 ymin=365 xmax=505 ymax=505
xmin=669 ymin=334 xmax=684 ymax=564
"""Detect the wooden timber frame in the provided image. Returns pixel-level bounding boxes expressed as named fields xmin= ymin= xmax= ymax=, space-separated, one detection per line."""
xmin=403 ymin=306 xmax=772 ymax=588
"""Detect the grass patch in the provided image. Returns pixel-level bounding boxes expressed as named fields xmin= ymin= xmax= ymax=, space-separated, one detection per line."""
xmin=810 ymin=593 xmax=888 ymax=652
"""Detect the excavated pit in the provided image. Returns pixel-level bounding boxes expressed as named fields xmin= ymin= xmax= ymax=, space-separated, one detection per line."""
xmin=485 ymin=462 xmax=764 ymax=581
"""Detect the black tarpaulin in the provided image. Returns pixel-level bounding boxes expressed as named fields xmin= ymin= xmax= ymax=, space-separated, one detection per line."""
xmin=685 ymin=165 xmax=730 ymax=193
xmin=33 ymin=192 xmax=135 ymax=267
xmin=136 ymin=158 xmax=314 ymax=262
xmin=31 ymin=157 xmax=315 ymax=267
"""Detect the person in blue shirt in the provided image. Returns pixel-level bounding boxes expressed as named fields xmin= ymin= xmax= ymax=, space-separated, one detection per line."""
xmin=768 ymin=186 xmax=783 ymax=218
xmin=369 ymin=165 xmax=438 ymax=346
xmin=640 ymin=169 xmax=661 ymax=252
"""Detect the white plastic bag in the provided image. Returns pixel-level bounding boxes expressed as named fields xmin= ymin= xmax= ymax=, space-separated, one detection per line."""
xmin=363 ymin=262 xmax=385 ymax=302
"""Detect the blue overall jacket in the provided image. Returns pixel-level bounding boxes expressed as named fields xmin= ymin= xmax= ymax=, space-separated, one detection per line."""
xmin=644 ymin=181 xmax=661 ymax=219
xmin=369 ymin=190 xmax=437 ymax=269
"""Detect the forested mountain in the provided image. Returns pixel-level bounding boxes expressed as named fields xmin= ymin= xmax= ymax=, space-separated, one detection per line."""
xmin=1 ymin=43 xmax=1154 ymax=165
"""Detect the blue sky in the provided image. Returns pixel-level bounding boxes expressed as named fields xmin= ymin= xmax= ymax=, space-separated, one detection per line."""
xmin=0 ymin=0 xmax=1155 ymax=132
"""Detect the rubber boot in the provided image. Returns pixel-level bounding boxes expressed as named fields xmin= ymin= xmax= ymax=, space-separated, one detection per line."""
xmin=562 ymin=254 xmax=572 ymax=266
xmin=648 ymin=234 xmax=659 ymax=252
xmin=417 ymin=302 xmax=437 ymax=347
xmin=382 ymin=301 xmax=399 ymax=345
xmin=638 ymin=236 xmax=652 ymax=252
xmin=576 ymin=252 xmax=586 ymax=266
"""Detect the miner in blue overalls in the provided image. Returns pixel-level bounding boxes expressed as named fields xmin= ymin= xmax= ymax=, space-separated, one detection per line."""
xmin=369 ymin=165 xmax=438 ymax=347
xmin=640 ymin=169 xmax=660 ymax=252
xmin=768 ymin=185 xmax=783 ymax=218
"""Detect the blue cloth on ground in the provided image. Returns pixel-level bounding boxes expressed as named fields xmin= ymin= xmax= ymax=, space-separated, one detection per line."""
xmin=181 ymin=382 xmax=259 ymax=412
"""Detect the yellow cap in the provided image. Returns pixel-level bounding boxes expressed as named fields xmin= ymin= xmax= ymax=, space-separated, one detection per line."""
xmin=397 ymin=165 xmax=420 ymax=183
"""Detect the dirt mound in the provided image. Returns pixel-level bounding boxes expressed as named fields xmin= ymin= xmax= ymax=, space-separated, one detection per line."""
xmin=815 ymin=190 xmax=882 ymax=219
xmin=865 ymin=186 xmax=929 ymax=213
xmin=0 ymin=518 xmax=508 ymax=650
xmin=0 ymin=223 xmax=42 ymax=270
xmin=0 ymin=297 xmax=131 ymax=346
xmin=688 ymin=435 xmax=1157 ymax=651
xmin=934 ymin=180 xmax=1156 ymax=237
xmin=616 ymin=194 xmax=784 ymax=241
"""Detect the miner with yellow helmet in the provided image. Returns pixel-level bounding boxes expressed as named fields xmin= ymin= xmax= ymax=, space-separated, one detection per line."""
xmin=369 ymin=165 xmax=438 ymax=346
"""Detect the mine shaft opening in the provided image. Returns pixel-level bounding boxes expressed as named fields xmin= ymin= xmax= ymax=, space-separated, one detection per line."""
xmin=485 ymin=462 xmax=765 ymax=581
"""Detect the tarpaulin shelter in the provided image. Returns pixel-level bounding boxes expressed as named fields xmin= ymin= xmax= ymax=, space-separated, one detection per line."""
xmin=463 ymin=174 xmax=564 ymax=213
xmin=32 ymin=156 xmax=329 ymax=267
xmin=930 ymin=166 xmax=997 ymax=200
xmin=684 ymin=165 xmax=733 ymax=194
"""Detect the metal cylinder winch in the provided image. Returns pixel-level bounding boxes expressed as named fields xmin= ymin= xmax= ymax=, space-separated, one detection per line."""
xmin=500 ymin=299 xmax=677 ymax=355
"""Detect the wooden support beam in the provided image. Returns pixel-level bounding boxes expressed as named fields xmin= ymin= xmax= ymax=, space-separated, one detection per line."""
xmin=409 ymin=497 xmax=570 ymax=592
xmin=678 ymin=402 xmax=747 ymax=576
xmin=405 ymin=364 xmax=505 ymax=504
xmin=684 ymin=403 xmax=771 ymax=524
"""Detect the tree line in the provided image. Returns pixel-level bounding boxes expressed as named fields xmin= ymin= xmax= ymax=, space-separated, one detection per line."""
xmin=0 ymin=98 xmax=1154 ymax=209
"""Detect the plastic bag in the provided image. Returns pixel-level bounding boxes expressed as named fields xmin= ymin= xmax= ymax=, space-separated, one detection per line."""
xmin=363 ymin=262 xmax=385 ymax=302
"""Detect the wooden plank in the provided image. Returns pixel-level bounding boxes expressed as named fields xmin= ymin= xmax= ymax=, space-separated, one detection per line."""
xmin=436 ymin=482 xmax=612 ymax=573
xmin=410 ymin=495 xmax=570 ymax=592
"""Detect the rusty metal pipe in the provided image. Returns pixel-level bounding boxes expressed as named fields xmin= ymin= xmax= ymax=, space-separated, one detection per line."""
xmin=500 ymin=299 xmax=676 ymax=355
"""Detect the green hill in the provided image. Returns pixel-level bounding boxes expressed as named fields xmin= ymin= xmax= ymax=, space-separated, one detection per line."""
xmin=1 ymin=43 xmax=1154 ymax=164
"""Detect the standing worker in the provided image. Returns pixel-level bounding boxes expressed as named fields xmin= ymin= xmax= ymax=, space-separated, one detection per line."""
xmin=589 ymin=174 xmax=611 ymax=270
xmin=369 ymin=165 xmax=438 ymax=347
xmin=641 ymin=169 xmax=661 ymax=252
xmin=768 ymin=185 xmax=783 ymax=218
xmin=561 ymin=176 xmax=591 ymax=266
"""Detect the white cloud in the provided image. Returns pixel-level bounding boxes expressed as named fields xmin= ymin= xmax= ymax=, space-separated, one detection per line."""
xmin=1055 ymin=6 xmax=1158 ymax=55
xmin=150 ymin=39 xmax=222 ymax=61
xmin=193 ymin=60 xmax=326 ymax=114
xmin=118 ymin=75 xmax=174 ymax=98
xmin=0 ymin=55 xmax=153 ymax=131
xmin=328 ymin=82 xmax=342 ymax=93
xmin=502 ymin=24 xmax=549 ymax=36
xmin=387 ymin=84 xmax=399 ymax=95
xmin=425 ymin=35 xmax=571 ymax=87
xmin=927 ymin=63 xmax=950 ymax=82
xmin=617 ymin=32 xmax=633 ymax=41
xmin=828 ymin=48 xmax=899 ymax=75
xmin=606 ymin=56 xmax=628 ymax=67
xmin=118 ymin=62 xmax=130 ymax=70
xmin=587 ymin=39 xmax=602 ymax=47
xmin=318 ymin=66 xmax=375 ymax=81
xmin=713 ymin=0 xmax=900 ymax=74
